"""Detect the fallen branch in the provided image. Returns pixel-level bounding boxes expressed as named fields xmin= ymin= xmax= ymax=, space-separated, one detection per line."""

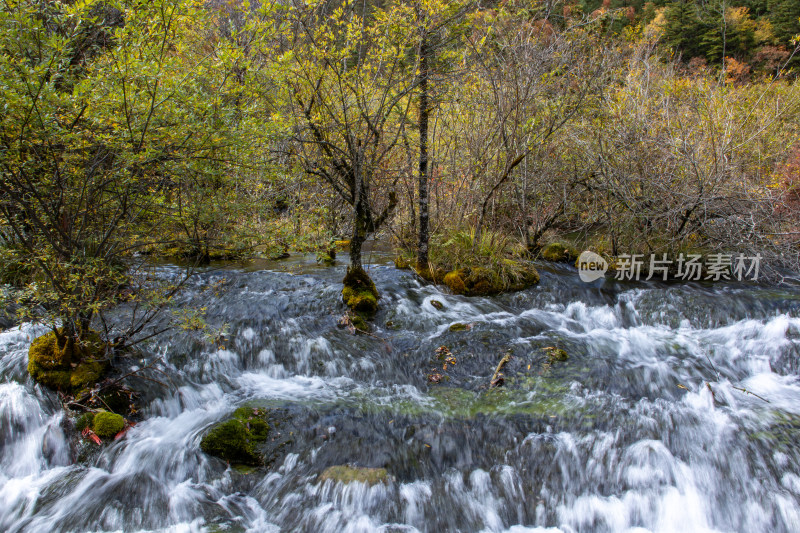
xmin=490 ymin=352 xmax=511 ymax=388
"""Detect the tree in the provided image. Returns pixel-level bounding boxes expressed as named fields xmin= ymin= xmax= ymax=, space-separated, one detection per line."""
xmin=407 ymin=0 xmax=472 ymax=272
xmin=463 ymin=4 xmax=615 ymax=246
xmin=283 ymin=0 xmax=419 ymax=313
xmin=0 ymin=0 xmax=255 ymax=362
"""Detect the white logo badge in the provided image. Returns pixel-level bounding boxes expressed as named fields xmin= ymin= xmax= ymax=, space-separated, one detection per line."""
xmin=577 ymin=251 xmax=608 ymax=282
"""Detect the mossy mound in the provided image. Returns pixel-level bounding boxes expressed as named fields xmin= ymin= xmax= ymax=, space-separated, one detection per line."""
xmin=342 ymin=267 xmax=379 ymax=317
xmin=442 ymin=264 xmax=539 ymax=296
xmin=541 ymin=242 xmax=579 ymax=263
xmin=319 ymin=465 xmax=388 ymax=486
xmin=92 ymin=411 xmax=125 ymax=438
xmin=200 ymin=407 xmax=271 ymax=466
xmin=27 ymin=330 xmax=110 ymax=393
xmin=393 ymin=255 xmax=412 ymax=270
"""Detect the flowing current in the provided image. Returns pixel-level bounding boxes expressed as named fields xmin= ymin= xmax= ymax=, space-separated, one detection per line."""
xmin=1 ymin=254 xmax=800 ymax=532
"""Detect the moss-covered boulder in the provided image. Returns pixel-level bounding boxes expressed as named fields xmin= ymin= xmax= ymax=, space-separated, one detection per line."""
xmin=342 ymin=267 xmax=379 ymax=317
xmin=27 ymin=330 xmax=110 ymax=393
xmin=200 ymin=407 xmax=271 ymax=466
xmin=319 ymin=465 xmax=388 ymax=486
xmin=541 ymin=242 xmax=578 ymax=263
xmin=442 ymin=264 xmax=539 ymax=296
xmin=92 ymin=411 xmax=125 ymax=438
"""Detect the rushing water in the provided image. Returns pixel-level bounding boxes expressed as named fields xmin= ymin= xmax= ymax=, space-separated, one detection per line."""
xmin=2 ymin=254 xmax=800 ymax=533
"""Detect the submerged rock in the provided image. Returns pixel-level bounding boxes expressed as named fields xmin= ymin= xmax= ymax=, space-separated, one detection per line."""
xmin=319 ymin=465 xmax=388 ymax=485
xmin=27 ymin=330 xmax=110 ymax=393
xmin=200 ymin=407 xmax=271 ymax=466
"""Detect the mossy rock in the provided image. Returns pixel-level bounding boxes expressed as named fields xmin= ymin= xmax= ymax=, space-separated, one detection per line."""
xmin=449 ymin=322 xmax=468 ymax=332
xmin=27 ymin=330 xmax=111 ymax=393
xmin=350 ymin=313 xmax=369 ymax=332
xmin=541 ymin=242 xmax=579 ymax=263
xmin=319 ymin=465 xmax=388 ymax=486
xmin=443 ymin=265 xmax=539 ymax=296
xmin=342 ymin=267 xmax=379 ymax=317
xmin=92 ymin=411 xmax=125 ymax=438
xmin=430 ymin=300 xmax=444 ymax=310
xmin=506 ymin=264 xmax=540 ymax=291
xmin=200 ymin=407 xmax=271 ymax=466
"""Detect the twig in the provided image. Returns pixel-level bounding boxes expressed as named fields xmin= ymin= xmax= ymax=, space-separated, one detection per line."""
xmin=490 ymin=352 xmax=511 ymax=387
xmin=732 ymin=385 xmax=770 ymax=403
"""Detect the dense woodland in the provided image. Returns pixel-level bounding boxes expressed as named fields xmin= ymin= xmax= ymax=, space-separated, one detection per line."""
xmin=1 ymin=0 xmax=800 ymax=353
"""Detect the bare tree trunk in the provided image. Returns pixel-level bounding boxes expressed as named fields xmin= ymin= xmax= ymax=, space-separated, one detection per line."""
xmin=417 ymin=34 xmax=430 ymax=270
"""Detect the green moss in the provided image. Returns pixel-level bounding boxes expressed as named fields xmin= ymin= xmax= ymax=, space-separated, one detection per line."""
xmin=27 ymin=330 xmax=110 ymax=393
xmin=92 ymin=411 xmax=125 ymax=438
xmin=393 ymin=255 xmax=412 ymax=270
xmin=429 ymin=385 xmax=569 ymax=419
xmin=414 ymin=265 xmax=445 ymax=283
xmin=350 ymin=313 xmax=369 ymax=332
xmin=319 ymin=465 xmax=388 ymax=485
xmin=342 ymin=267 xmax=379 ymax=317
xmin=200 ymin=407 xmax=271 ymax=466
xmin=443 ymin=270 xmax=467 ymax=294
xmin=430 ymin=300 xmax=444 ymax=310
xmin=541 ymin=242 xmax=578 ymax=263
xmin=70 ymin=361 xmax=106 ymax=390
xmin=449 ymin=322 xmax=468 ymax=332
xmin=443 ymin=264 xmax=539 ymax=296
xmin=75 ymin=412 xmax=95 ymax=432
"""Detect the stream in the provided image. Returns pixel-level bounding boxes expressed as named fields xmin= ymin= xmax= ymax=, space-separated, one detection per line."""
xmin=1 ymin=253 xmax=800 ymax=532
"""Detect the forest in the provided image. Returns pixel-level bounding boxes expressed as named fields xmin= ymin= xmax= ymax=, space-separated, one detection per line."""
xmin=2 ymin=0 xmax=800 ymax=337
xmin=1 ymin=1 xmax=800 ymax=531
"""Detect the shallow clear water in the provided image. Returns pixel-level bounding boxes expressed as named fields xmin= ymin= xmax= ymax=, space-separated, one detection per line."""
xmin=2 ymin=255 xmax=800 ymax=532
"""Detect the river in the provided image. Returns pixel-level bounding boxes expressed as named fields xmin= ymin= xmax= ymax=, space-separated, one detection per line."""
xmin=1 ymin=254 xmax=799 ymax=532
